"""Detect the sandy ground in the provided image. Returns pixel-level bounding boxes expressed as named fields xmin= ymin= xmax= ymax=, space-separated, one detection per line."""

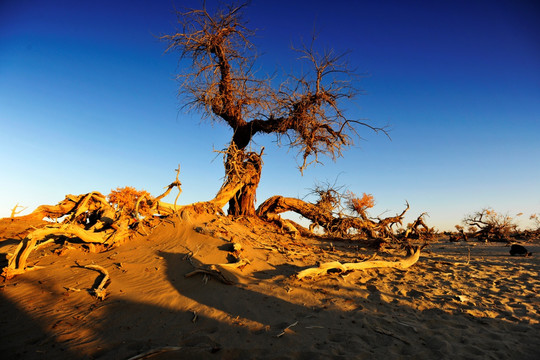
xmin=1 ymin=213 xmax=539 ymax=359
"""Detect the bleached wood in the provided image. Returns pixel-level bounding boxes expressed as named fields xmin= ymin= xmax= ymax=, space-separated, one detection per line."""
xmin=296 ymin=246 xmax=422 ymax=280
xmin=83 ymin=264 xmax=110 ymax=301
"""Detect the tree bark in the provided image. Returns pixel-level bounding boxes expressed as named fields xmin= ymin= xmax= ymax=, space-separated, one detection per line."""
xmin=257 ymin=195 xmax=410 ymax=239
xmin=257 ymin=195 xmax=333 ymax=225
xmin=220 ymin=142 xmax=263 ymax=217
xmin=228 ymin=172 xmax=260 ymax=216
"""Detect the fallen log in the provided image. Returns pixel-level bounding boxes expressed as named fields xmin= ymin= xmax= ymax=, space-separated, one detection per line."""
xmin=296 ymin=246 xmax=423 ymax=280
xmin=257 ymin=195 xmax=411 ymax=239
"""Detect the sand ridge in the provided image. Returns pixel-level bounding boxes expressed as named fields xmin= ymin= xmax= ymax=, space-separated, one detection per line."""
xmin=1 ymin=214 xmax=539 ymax=359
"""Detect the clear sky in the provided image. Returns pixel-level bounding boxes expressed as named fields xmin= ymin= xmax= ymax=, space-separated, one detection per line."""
xmin=1 ymin=0 xmax=539 ymax=231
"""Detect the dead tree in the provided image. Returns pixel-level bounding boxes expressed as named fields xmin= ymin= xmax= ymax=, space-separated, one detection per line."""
xmin=462 ymin=209 xmax=517 ymax=242
xmin=2 ymin=177 xmax=182 ymax=279
xmin=404 ymin=212 xmax=434 ymax=240
xmin=256 ymin=191 xmax=411 ymax=242
xmin=447 ymin=225 xmax=469 ymax=242
xmin=162 ymin=3 xmax=385 ymax=216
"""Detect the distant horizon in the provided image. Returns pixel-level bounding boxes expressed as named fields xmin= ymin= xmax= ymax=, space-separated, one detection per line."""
xmin=1 ymin=0 xmax=539 ymax=232
xmin=4 ymin=193 xmax=538 ymax=233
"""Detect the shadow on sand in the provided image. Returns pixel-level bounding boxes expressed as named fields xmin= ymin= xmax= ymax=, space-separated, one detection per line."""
xmin=0 ymin=292 xmax=84 ymax=359
xmin=2 ymin=248 xmax=539 ymax=359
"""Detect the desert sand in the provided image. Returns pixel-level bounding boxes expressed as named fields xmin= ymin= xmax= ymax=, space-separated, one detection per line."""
xmin=1 ymin=213 xmax=539 ymax=359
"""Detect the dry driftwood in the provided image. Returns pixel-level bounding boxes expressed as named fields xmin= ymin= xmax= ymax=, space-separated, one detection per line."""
xmin=126 ymin=346 xmax=183 ymax=360
xmin=82 ymin=264 xmax=110 ymax=300
xmin=185 ymin=258 xmax=250 ymax=285
xmin=276 ymin=321 xmax=299 ymax=338
xmin=2 ymin=172 xmax=183 ymax=279
xmin=183 ymin=239 xmax=250 ymax=285
xmin=296 ymin=246 xmax=423 ymax=280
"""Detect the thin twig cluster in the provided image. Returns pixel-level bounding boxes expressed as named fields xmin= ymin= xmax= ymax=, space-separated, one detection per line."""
xmin=161 ymin=2 xmax=387 ymax=173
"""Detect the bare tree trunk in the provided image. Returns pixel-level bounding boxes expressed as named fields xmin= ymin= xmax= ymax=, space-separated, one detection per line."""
xmin=257 ymin=196 xmax=333 ymax=225
xmin=211 ymin=143 xmax=263 ymax=216
xmin=227 ymin=156 xmax=261 ymax=216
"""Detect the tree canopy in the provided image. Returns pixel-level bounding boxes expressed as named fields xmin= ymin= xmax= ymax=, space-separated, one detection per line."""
xmin=162 ymin=2 xmax=385 ymax=173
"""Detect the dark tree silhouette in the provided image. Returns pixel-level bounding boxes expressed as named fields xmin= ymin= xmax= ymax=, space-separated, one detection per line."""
xmin=162 ymin=3 xmax=385 ymax=216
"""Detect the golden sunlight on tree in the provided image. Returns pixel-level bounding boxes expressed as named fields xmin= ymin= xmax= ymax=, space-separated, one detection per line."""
xmin=346 ymin=191 xmax=375 ymax=214
xmin=161 ymin=2 xmax=386 ymax=216
xmin=462 ymin=208 xmax=518 ymax=242
xmin=108 ymin=187 xmax=153 ymax=216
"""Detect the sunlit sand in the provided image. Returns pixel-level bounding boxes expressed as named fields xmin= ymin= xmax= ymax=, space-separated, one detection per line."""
xmin=1 ymin=212 xmax=538 ymax=359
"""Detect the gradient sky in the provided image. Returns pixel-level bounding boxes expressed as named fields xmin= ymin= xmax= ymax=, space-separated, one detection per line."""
xmin=1 ymin=0 xmax=539 ymax=230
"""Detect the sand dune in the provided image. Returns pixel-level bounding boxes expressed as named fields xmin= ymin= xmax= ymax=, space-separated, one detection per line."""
xmin=1 ymin=214 xmax=538 ymax=359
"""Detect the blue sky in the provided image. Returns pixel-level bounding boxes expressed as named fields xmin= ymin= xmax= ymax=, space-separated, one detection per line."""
xmin=1 ymin=0 xmax=539 ymax=230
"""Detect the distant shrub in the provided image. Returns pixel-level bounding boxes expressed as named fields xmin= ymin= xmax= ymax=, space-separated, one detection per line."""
xmin=524 ymin=214 xmax=540 ymax=239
